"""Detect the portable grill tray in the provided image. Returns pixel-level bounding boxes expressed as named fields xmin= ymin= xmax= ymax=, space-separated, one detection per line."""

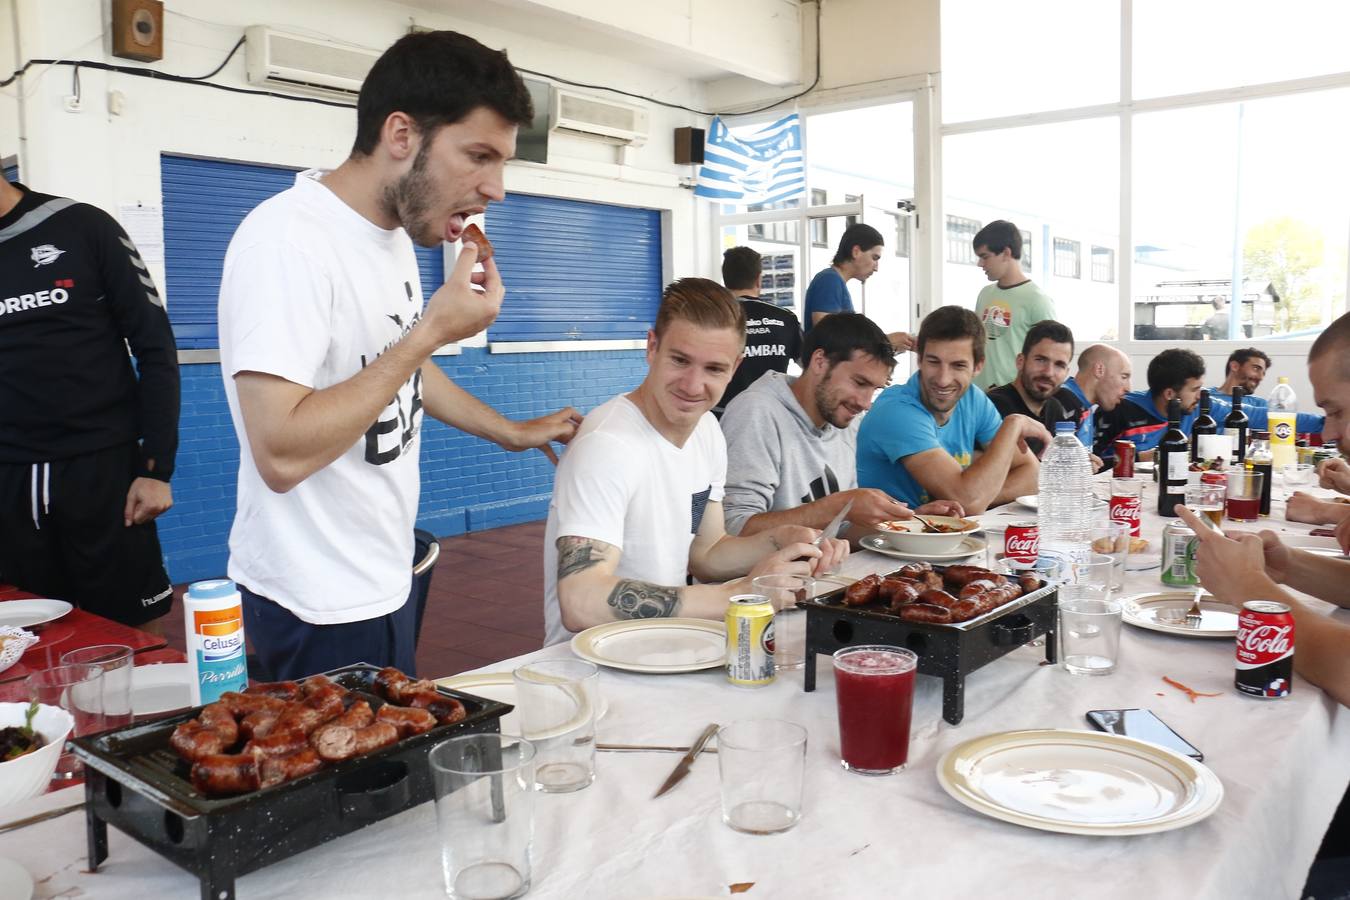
xmin=799 ymin=566 xmax=1059 ymax=725
xmin=70 ymin=662 xmax=511 ymax=900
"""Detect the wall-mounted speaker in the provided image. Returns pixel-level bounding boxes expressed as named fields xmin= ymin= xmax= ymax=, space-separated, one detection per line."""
xmin=674 ymin=126 xmax=705 ymax=165
xmin=112 ymin=0 xmax=164 ymax=63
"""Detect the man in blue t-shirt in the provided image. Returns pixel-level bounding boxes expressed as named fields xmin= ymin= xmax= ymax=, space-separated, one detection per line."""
xmin=802 ymin=223 xmax=914 ymax=351
xmin=857 ymin=306 xmax=1048 ymax=514
xmin=1209 ymin=347 xmax=1324 ymax=434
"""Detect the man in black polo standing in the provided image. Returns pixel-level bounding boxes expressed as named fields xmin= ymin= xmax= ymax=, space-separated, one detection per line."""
xmin=0 ymin=171 xmax=180 ymax=631
xmin=713 ymin=246 xmax=803 ymax=417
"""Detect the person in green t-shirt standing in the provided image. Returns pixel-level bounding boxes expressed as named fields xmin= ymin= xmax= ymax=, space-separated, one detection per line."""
xmin=971 ymin=220 xmax=1056 ymax=392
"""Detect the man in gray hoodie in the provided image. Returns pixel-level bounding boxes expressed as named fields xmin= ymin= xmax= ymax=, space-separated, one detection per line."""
xmin=721 ymin=313 xmax=962 ymax=542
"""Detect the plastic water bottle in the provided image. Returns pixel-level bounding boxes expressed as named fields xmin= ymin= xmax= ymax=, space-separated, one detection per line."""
xmin=1268 ymin=376 xmax=1298 ymax=469
xmin=1038 ymin=421 xmax=1095 ymax=560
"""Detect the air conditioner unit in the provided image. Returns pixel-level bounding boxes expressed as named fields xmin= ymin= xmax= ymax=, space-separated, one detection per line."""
xmin=551 ymin=89 xmax=649 ymax=146
xmin=245 ymin=26 xmax=379 ymax=100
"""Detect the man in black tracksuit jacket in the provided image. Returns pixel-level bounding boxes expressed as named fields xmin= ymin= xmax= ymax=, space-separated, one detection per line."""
xmin=0 ymin=175 xmax=180 ymax=629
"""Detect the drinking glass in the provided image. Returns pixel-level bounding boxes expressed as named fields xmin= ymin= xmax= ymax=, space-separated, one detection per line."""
xmin=1282 ymin=463 xmax=1315 ymax=489
xmin=1058 ymin=597 xmax=1124 ymax=676
xmin=832 ymin=645 xmax=917 ymax=776
xmin=1087 ymin=519 xmax=1130 ymax=591
xmin=985 ymin=549 xmax=1072 ymax=584
xmin=26 ymin=663 xmax=104 ymax=779
xmin=430 ymin=734 xmax=536 ymax=900
xmin=717 ymin=719 xmax=807 ymax=835
xmin=1226 ymin=471 xmax=1264 ymax=523
xmin=511 ymin=659 xmax=599 ymax=793
xmin=751 ymin=575 xmax=813 ymax=672
xmin=1184 ymin=485 xmax=1225 ymax=532
xmin=60 ymin=644 xmax=134 ymax=729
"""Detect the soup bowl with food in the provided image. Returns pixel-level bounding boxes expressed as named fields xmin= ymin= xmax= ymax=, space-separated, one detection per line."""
xmin=874 ymin=516 xmax=981 ymax=554
xmin=0 ymin=701 xmax=75 ymax=806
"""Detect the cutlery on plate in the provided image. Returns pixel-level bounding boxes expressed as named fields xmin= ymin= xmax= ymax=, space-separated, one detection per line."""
xmin=652 ymin=723 xmax=720 ymax=797
xmin=1185 ymin=587 xmax=1204 ymax=627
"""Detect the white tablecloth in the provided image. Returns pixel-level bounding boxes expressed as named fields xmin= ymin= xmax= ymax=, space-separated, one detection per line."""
xmin=4 ymin=477 xmax=1348 ymax=899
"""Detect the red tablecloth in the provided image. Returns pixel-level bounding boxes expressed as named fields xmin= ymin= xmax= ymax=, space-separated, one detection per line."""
xmin=0 ymin=586 xmax=170 ymax=685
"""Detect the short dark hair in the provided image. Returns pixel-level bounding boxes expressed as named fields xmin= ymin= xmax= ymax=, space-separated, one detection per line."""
xmin=832 ymin=224 xmax=885 ymax=265
xmin=721 ymin=247 xmax=762 ymax=292
xmin=1226 ymin=347 xmax=1271 ymax=374
xmin=1309 ymin=311 xmax=1350 ymax=378
xmin=653 ymin=277 xmax=746 ymax=345
xmin=1147 ymin=348 xmax=1206 ymax=395
xmin=352 ymin=31 xmax=533 ymax=157
xmin=972 ymin=219 xmax=1022 ymax=260
xmin=801 ymin=313 xmax=896 ymax=372
xmin=917 ymin=305 xmax=986 ymax=367
xmin=1021 ymin=319 xmax=1074 ymax=358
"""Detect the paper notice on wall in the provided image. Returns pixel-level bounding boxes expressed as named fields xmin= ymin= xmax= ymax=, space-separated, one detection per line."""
xmin=117 ymin=203 xmax=165 ymax=266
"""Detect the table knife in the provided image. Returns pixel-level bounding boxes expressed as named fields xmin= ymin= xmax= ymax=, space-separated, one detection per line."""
xmin=814 ymin=499 xmax=854 ymax=545
xmin=652 ymin=723 xmax=719 ymax=798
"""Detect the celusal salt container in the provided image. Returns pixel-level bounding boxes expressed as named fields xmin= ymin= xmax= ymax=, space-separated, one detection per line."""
xmin=184 ymin=579 xmax=248 ymax=705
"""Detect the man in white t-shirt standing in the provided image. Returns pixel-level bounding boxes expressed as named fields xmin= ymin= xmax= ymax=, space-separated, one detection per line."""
xmin=219 ymin=31 xmax=581 ymax=679
xmin=543 ymin=278 xmax=849 ymax=647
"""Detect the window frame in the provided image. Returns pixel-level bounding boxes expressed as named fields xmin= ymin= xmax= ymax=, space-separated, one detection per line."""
xmin=946 ymin=214 xmax=981 ymax=265
xmin=1053 ymin=237 xmax=1082 ymax=279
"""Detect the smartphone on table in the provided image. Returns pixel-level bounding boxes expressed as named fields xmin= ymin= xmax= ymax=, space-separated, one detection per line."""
xmin=1085 ymin=708 xmax=1203 ymax=761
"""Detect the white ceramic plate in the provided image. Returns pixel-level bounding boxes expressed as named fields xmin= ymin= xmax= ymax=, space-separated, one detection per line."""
xmin=0 ymin=599 xmax=72 ymax=629
xmin=0 ymin=857 xmax=34 ymax=900
xmin=570 ymin=619 xmax=725 ymax=674
xmin=1014 ymin=495 xmax=1039 ymax=511
xmin=1125 ymin=552 xmax=1162 ymax=572
xmin=937 ymin=728 xmax=1224 ymax=836
xmin=130 ymin=663 xmax=194 ymax=715
xmin=435 ymin=671 xmax=610 ymax=736
xmin=860 ymin=534 xmax=987 ymax=562
xmin=1120 ymin=591 xmax=1240 ymax=638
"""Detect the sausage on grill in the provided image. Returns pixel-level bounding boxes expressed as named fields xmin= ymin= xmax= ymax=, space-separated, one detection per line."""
xmin=191 ymin=752 xmax=261 ymax=795
xmin=843 ymin=574 xmax=881 ymax=607
xmin=259 ymin=746 xmax=324 ymax=789
xmin=897 ymin=603 xmax=952 ymax=624
xmin=376 ymin=704 xmax=438 ymax=738
xmin=244 ymin=681 xmax=303 ymax=702
xmin=311 ymin=721 xmax=401 ymax=763
xmin=918 ymin=589 xmax=961 ymax=610
xmin=403 ymin=691 xmax=467 ymax=726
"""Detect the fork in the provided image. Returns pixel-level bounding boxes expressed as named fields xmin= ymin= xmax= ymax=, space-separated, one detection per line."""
xmin=1185 ymin=587 xmax=1204 ymax=627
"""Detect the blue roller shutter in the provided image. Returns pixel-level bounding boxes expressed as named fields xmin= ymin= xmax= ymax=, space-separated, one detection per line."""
xmin=161 ymin=154 xmax=443 ymax=349
xmin=486 ymin=193 xmax=660 ymax=341
xmin=2 ymin=162 xmax=17 ymax=182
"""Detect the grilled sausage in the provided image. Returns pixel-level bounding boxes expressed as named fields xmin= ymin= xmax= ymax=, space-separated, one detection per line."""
xmin=169 ymin=701 xmax=241 ymax=762
xmin=404 ymin=691 xmax=467 ymax=726
xmin=881 ymin=577 xmax=922 ymax=610
xmin=1018 ymin=574 xmax=1041 ymax=594
xmin=941 ymin=565 xmax=1000 ymax=589
xmin=958 ymin=579 xmax=999 ymax=599
xmin=376 ymin=704 xmax=438 ymax=737
xmin=461 ymin=222 xmax=494 ymax=261
xmin=843 ymin=574 xmax=881 ymax=607
xmin=239 ymin=709 xmax=279 ymax=741
xmin=191 ymin=752 xmax=261 ymax=795
xmin=918 ymin=589 xmax=961 ymax=610
xmin=331 ymin=699 xmax=375 ymax=729
xmin=374 ymin=667 xmax=441 ymax=704
xmin=271 ymin=685 xmax=346 ymax=736
xmin=898 ymin=603 xmax=952 ymax=624
xmin=950 ymin=597 xmax=983 ymax=621
xmin=244 ymin=680 xmax=303 ymax=702
xmin=259 ymin=746 xmax=324 ymax=788
xmin=896 ymin=562 xmax=932 ymax=579
xmin=217 ymin=691 xmax=287 ymax=718
xmin=311 ymin=721 xmax=401 ymax=763
xmin=299 ymin=674 xmax=336 ymax=696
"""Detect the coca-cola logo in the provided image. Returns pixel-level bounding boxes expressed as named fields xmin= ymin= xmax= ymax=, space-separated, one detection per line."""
xmin=1006 ymin=533 xmax=1038 ymax=553
xmin=1109 ymin=497 xmax=1141 ymax=522
xmin=1237 ymin=623 xmax=1292 ymax=657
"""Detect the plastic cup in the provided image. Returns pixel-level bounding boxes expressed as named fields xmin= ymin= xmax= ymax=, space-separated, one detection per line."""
xmin=430 ymin=734 xmax=536 ymax=900
xmin=511 ymin=659 xmax=598 ymax=793
xmin=1058 ymin=596 xmax=1123 ymax=676
xmin=717 ymin=719 xmax=807 ymax=835
xmin=751 ymin=575 xmax=813 ymax=671
xmin=832 ymin=645 xmax=917 ymax=775
xmin=60 ymin=645 xmax=134 ymax=729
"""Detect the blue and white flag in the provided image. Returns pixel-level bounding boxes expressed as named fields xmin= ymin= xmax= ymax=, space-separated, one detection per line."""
xmin=695 ymin=114 xmax=804 ymax=206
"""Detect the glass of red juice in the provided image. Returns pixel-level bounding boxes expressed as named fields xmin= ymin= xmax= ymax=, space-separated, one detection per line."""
xmin=1225 ymin=471 xmax=1263 ymax=522
xmin=832 ymin=645 xmax=918 ymax=775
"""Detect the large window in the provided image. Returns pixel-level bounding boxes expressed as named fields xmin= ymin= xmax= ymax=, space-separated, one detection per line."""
xmin=941 ymin=1 xmax=1350 ymax=342
xmin=946 ymin=216 xmax=980 ymax=265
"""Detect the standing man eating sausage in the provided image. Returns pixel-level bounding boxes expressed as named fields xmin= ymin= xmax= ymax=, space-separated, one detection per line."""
xmin=219 ymin=31 xmax=581 ymax=680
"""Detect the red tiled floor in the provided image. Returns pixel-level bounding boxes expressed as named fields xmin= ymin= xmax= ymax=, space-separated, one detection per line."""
xmin=163 ymin=521 xmax=549 ymax=678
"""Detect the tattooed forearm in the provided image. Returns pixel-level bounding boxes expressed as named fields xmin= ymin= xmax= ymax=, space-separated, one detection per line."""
xmin=556 ymin=536 xmax=613 ymax=581
xmin=606 ymin=580 xmax=681 ymax=620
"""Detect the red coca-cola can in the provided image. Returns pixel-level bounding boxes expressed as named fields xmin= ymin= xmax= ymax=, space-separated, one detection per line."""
xmin=1113 ymin=440 xmax=1135 ymax=478
xmin=1004 ymin=521 xmax=1039 ymax=563
xmin=1109 ymin=477 xmax=1142 ymax=537
xmin=1235 ymin=600 xmax=1294 ymax=699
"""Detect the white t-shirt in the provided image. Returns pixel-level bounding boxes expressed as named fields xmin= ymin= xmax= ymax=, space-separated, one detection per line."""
xmin=219 ymin=170 xmax=425 ymax=624
xmin=543 ymin=395 xmax=727 ymax=647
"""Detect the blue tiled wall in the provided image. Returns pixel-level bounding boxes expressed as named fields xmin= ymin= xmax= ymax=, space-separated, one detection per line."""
xmin=157 ymin=347 xmax=648 ymax=584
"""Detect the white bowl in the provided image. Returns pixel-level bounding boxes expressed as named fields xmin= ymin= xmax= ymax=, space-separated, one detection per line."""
xmin=0 ymin=702 xmax=75 ymax=807
xmin=873 ymin=516 xmax=981 ymax=554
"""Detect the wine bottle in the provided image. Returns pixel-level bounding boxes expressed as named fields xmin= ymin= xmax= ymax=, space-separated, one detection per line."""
xmin=1158 ymin=398 xmax=1190 ymax=517
xmin=1224 ymin=386 xmax=1249 ymax=467
xmin=1190 ymin=389 xmax=1219 ymax=465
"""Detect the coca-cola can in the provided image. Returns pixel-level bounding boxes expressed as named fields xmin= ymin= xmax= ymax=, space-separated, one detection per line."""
xmin=1235 ymin=600 xmax=1294 ymax=699
xmin=1109 ymin=477 xmax=1142 ymax=537
xmin=1004 ymin=521 xmax=1039 ymax=563
xmin=1113 ymin=440 xmax=1135 ymax=478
